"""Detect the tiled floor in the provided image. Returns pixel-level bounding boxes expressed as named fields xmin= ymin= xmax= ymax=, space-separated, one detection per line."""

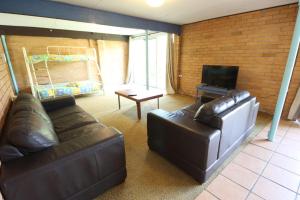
xmin=195 ymin=121 xmax=300 ymax=200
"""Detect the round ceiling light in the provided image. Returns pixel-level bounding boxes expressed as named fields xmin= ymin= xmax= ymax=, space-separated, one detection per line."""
xmin=146 ymin=0 xmax=164 ymax=7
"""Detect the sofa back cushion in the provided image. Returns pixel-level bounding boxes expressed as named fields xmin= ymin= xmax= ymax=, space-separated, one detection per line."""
xmin=7 ymin=110 xmax=59 ymax=152
xmin=194 ymin=96 xmax=235 ymax=122
xmin=227 ymin=90 xmax=250 ymax=103
xmin=0 ymin=144 xmax=24 ymax=161
xmin=3 ymin=93 xmax=59 ymax=153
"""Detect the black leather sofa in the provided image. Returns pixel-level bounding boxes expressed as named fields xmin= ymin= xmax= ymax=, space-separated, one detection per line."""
xmin=147 ymin=90 xmax=259 ymax=183
xmin=0 ymin=93 xmax=126 ymax=200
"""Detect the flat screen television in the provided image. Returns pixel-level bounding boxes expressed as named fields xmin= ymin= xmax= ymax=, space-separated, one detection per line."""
xmin=202 ymin=65 xmax=239 ymax=90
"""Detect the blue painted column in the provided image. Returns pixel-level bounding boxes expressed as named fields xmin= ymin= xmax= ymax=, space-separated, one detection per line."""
xmin=268 ymin=2 xmax=300 ymax=141
xmin=1 ymin=35 xmax=19 ymax=94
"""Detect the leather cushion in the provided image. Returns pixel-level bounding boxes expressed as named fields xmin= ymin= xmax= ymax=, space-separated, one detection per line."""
xmin=228 ymin=90 xmax=250 ymax=103
xmin=47 ymin=105 xmax=86 ymax=120
xmin=0 ymin=145 xmax=24 ymax=162
xmin=7 ymin=111 xmax=59 ymax=152
xmin=57 ymin=123 xmax=106 ymax=142
xmin=194 ymin=96 xmax=235 ymax=119
xmin=10 ymin=93 xmax=54 ymax=131
xmin=14 ymin=92 xmax=42 ymax=106
xmin=41 ymin=96 xmax=76 ymax=112
xmin=10 ymin=102 xmax=53 ymax=127
xmin=51 ymin=112 xmax=97 ymax=133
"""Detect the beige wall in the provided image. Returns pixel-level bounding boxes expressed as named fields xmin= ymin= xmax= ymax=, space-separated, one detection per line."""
xmin=6 ymin=36 xmax=128 ymax=91
xmin=178 ymin=4 xmax=300 ymax=118
xmin=0 ymin=42 xmax=13 ymax=131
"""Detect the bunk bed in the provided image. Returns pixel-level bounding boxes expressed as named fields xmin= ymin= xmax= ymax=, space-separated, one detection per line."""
xmin=23 ymin=46 xmax=104 ymax=100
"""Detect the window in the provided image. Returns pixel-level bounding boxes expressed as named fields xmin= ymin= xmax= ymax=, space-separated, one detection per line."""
xmin=130 ymin=32 xmax=168 ymax=92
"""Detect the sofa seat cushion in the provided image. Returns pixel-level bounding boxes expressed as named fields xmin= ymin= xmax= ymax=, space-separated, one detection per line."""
xmin=57 ymin=123 xmax=106 ymax=142
xmin=47 ymin=105 xmax=86 ymax=120
xmin=7 ymin=111 xmax=59 ymax=152
xmin=51 ymin=112 xmax=97 ymax=133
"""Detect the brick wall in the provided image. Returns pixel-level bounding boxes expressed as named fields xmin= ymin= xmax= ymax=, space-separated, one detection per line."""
xmin=179 ymin=4 xmax=300 ymax=117
xmin=0 ymin=41 xmax=13 ymax=131
xmin=6 ymin=36 xmax=128 ymax=91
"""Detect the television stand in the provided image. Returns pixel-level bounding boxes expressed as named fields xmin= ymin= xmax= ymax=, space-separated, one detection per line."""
xmin=196 ymin=84 xmax=228 ymax=103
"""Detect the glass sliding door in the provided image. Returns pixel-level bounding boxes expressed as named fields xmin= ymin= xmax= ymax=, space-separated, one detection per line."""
xmin=130 ymin=32 xmax=168 ymax=92
xmin=131 ymin=38 xmax=146 ymax=88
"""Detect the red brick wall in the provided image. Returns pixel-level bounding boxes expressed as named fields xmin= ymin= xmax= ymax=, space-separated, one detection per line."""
xmin=0 ymin=42 xmax=13 ymax=131
xmin=179 ymin=4 xmax=300 ymax=117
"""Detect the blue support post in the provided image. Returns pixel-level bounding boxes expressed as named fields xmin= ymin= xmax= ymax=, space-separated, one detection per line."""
xmin=0 ymin=35 xmax=19 ymax=94
xmin=268 ymin=2 xmax=300 ymax=141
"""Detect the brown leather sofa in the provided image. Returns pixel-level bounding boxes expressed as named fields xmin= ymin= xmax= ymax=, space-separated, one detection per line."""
xmin=0 ymin=93 xmax=126 ymax=200
xmin=147 ymin=90 xmax=259 ymax=183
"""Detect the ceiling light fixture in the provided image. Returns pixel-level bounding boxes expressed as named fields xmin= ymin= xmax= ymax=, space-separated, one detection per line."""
xmin=146 ymin=0 xmax=164 ymax=7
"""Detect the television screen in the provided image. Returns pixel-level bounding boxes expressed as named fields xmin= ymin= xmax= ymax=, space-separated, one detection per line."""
xmin=202 ymin=65 xmax=239 ymax=90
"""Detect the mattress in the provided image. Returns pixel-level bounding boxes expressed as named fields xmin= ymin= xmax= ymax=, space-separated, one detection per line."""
xmin=36 ymin=80 xmax=102 ymax=100
xmin=29 ymin=54 xmax=95 ymax=64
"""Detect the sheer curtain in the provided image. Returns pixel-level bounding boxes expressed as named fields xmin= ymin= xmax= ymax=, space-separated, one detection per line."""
xmin=125 ymin=37 xmax=139 ymax=84
xmin=127 ymin=32 xmax=175 ymax=94
xmin=130 ymin=37 xmax=146 ymax=88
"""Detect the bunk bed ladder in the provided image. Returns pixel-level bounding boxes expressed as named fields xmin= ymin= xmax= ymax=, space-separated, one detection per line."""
xmin=44 ymin=60 xmax=56 ymax=98
xmin=22 ymin=47 xmax=37 ymax=97
xmin=31 ymin=60 xmax=56 ymax=99
xmin=23 ymin=46 xmax=105 ymax=100
xmin=30 ymin=62 xmax=42 ymax=99
xmin=92 ymin=48 xmax=104 ymax=94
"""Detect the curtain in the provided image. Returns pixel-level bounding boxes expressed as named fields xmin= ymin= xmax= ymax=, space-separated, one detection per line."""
xmin=125 ymin=37 xmax=135 ymax=84
xmin=165 ymin=34 xmax=175 ymax=94
xmin=288 ymin=86 xmax=300 ymax=120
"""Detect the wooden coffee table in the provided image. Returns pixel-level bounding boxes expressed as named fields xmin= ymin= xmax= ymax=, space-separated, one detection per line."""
xmin=115 ymin=89 xmax=163 ymax=120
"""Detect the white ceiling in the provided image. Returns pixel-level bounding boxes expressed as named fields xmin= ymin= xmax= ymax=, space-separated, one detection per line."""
xmin=53 ymin=0 xmax=297 ymax=25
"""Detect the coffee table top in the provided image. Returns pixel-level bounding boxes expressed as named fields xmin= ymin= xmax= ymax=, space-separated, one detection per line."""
xmin=115 ymin=89 xmax=163 ymax=102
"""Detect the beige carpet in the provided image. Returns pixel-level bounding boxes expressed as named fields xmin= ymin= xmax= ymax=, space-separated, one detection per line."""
xmin=76 ymin=94 xmax=271 ymax=200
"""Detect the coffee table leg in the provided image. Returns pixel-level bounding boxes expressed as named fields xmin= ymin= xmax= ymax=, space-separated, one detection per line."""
xmin=118 ymin=95 xmax=121 ymax=109
xmin=157 ymin=98 xmax=160 ymax=109
xmin=136 ymin=102 xmax=141 ymax=120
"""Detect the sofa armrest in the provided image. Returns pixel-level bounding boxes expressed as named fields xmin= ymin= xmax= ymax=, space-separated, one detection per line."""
xmin=0 ymin=127 xmax=126 ymax=200
xmin=147 ymin=109 xmax=220 ymax=170
xmin=41 ymin=96 xmax=76 ymax=112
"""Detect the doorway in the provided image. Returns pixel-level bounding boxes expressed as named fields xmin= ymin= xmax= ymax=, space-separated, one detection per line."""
xmin=130 ymin=32 xmax=168 ymax=92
